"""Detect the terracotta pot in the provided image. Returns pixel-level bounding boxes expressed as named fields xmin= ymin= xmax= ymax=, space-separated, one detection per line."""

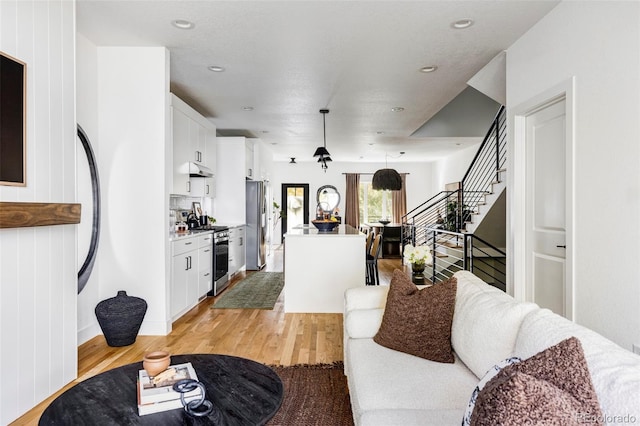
xmin=143 ymin=351 xmax=171 ymax=377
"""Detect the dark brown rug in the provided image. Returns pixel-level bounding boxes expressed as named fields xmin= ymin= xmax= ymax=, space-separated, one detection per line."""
xmin=267 ymin=362 xmax=354 ymax=426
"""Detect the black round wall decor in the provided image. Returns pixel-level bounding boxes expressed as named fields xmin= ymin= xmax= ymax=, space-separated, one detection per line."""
xmin=77 ymin=124 xmax=101 ymax=294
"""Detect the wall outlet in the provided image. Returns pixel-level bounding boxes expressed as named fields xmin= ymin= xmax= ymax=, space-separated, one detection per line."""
xmin=633 ymin=344 xmax=640 ymax=355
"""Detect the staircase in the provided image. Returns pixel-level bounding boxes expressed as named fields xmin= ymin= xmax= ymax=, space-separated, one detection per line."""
xmin=402 ymin=106 xmax=507 ymax=289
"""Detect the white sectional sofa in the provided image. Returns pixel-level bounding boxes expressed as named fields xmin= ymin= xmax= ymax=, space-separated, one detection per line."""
xmin=343 ymin=271 xmax=640 ymax=425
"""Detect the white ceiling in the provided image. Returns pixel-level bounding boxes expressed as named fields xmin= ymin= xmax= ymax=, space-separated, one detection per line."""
xmin=76 ymin=0 xmax=558 ymax=163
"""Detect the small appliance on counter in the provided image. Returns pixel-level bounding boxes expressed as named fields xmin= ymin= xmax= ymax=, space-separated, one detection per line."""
xmin=186 ymin=213 xmax=200 ymax=230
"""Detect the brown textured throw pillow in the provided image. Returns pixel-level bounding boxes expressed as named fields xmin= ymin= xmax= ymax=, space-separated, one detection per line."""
xmin=373 ymin=269 xmax=456 ymax=363
xmin=470 ymin=336 xmax=603 ymax=426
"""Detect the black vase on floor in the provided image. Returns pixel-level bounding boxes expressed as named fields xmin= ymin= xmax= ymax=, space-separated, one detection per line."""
xmin=95 ymin=291 xmax=147 ymax=347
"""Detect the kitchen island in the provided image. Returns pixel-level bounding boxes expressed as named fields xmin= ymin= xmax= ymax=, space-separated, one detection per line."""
xmin=284 ymin=224 xmax=365 ymax=313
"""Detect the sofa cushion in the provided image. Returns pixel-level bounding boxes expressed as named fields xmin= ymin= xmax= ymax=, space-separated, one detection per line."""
xmin=346 ymin=338 xmax=479 ymax=425
xmin=470 ymin=337 xmax=602 ymax=425
xmin=373 ymin=270 xmax=456 ymax=362
xmin=451 ymin=272 xmax=538 ymax=378
xmin=345 ymin=308 xmax=384 ymax=339
xmin=344 ymin=285 xmax=389 ymax=312
xmin=514 ymin=308 xmax=640 ymax=421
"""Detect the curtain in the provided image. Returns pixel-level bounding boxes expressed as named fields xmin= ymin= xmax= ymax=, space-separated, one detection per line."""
xmin=345 ymin=173 xmax=360 ymax=228
xmin=392 ymin=173 xmax=407 ymax=223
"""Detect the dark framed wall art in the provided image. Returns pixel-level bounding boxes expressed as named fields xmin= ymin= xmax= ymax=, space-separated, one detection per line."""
xmin=0 ymin=51 xmax=26 ymax=186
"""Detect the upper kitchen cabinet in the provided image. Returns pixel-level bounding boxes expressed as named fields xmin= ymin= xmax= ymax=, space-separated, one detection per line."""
xmin=245 ymin=139 xmax=254 ymax=179
xmin=170 ymin=94 xmax=216 ymax=195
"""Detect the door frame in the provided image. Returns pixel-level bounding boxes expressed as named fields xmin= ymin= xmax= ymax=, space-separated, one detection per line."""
xmin=508 ymin=77 xmax=576 ymax=320
xmin=281 ymin=183 xmax=310 ymax=243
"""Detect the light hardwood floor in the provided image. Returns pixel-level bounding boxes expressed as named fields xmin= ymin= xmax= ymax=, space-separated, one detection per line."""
xmin=13 ymin=246 xmax=405 ymax=425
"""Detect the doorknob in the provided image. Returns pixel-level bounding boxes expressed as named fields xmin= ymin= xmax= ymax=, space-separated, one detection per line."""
xmin=556 ymin=245 xmax=566 ymax=248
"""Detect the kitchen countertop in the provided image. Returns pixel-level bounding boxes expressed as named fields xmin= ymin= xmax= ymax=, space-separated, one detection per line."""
xmin=285 ymin=224 xmax=361 ymax=237
xmin=169 ymin=229 xmax=213 ymax=241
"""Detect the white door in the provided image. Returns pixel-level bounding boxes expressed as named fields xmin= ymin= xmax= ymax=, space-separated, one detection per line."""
xmin=525 ymin=98 xmax=570 ymax=317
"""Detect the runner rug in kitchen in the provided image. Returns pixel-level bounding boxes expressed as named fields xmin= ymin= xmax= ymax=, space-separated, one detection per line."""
xmin=212 ymin=272 xmax=284 ymax=309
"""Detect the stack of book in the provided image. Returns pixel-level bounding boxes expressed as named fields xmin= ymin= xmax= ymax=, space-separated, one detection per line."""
xmin=137 ymin=362 xmax=202 ymax=416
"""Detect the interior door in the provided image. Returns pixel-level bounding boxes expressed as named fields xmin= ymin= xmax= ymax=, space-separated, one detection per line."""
xmin=281 ymin=184 xmax=309 ymax=243
xmin=525 ymin=98 xmax=570 ymax=317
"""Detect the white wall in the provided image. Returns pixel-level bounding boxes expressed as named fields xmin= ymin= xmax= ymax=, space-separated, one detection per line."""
xmin=432 ymin=143 xmax=481 ymax=193
xmin=215 ymin=137 xmax=247 ymax=224
xmin=76 ymin=42 xmax=172 ymax=342
xmin=76 ymin=33 xmax=102 ymax=344
xmin=95 ymin=47 xmax=172 ymax=336
xmin=0 ymin=1 xmax=77 ymax=423
xmin=506 ymin=1 xmax=640 ymax=350
xmin=269 ymin=160 xmax=434 ymax=242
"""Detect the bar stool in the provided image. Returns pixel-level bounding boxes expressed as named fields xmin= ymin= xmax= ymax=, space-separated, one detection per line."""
xmin=366 ymin=234 xmax=383 ymax=285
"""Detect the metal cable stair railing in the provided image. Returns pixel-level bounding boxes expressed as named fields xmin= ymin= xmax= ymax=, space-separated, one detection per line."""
xmin=402 ymin=105 xmax=506 ymax=289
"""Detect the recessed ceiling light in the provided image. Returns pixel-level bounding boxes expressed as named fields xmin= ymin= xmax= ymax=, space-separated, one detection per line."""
xmin=242 ymin=106 xmax=254 ymax=111
xmin=208 ymin=65 xmax=225 ymax=72
xmin=452 ymin=19 xmax=473 ymax=29
xmin=391 ymin=107 xmax=405 ymax=112
xmin=172 ymin=19 xmax=194 ymax=30
xmin=419 ymin=66 xmax=438 ymax=73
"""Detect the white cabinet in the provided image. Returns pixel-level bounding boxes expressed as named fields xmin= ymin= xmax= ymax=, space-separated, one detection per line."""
xmin=171 ymin=94 xmax=216 ymax=195
xmin=172 ymin=107 xmax=192 ymax=195
xmin=228 ymin=226 xmax=246 ymax=277
xmin=170 ymin=232 xmax=214 ymax=321
xmin=190 ymin=176 xmax=215 ymax=198
xmin=204 ymin=129 xmax=217 ymax=173
xmin=198 ymin=233 xmax=213 ymax=297
xmin=191 ymin=119 xmax=206 ymax=164
xmin=171 ymin=236 xmax=199 ymax=319
xmin=245 ymin=140 xmax=254 ymax=179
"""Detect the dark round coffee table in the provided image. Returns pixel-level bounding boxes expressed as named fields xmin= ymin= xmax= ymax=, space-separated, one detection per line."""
xmin=39 ymin=354 xmax=283 ymax=425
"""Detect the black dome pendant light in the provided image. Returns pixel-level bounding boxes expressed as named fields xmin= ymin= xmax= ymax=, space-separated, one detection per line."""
xmin=313 ymin=109 xmax=331 ymax=172
xmin=372 ymin=153 xmax=402 ymax=190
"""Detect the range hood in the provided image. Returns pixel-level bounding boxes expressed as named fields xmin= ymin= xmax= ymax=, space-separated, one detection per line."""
xmin=189 ymin=162 xmax=214 ymax=177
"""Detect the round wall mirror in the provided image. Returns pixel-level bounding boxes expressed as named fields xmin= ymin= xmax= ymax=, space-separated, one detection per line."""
xmin=317 ymin=185 xmax=340 ymax=212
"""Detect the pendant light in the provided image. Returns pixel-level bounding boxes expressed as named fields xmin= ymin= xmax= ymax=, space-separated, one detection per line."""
xmin=372 ymin=153 xmax=402 ymax=190
xmin=313 ymin=109 xmax=331 ymax=172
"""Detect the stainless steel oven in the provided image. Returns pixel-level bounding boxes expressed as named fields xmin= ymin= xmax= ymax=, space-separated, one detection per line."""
xmin=211 ymin=227 xmax=230 ymax=296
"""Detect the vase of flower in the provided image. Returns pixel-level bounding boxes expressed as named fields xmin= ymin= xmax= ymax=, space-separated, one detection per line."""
xmin=411 ymin=262 xmax=426 ymax=278
xmin=404 ymin=244 xmax=433 ymax=282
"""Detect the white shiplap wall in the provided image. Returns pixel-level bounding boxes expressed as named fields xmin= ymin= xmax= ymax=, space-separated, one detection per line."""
xmin=0 ymin=1 xmax=77 ymax=423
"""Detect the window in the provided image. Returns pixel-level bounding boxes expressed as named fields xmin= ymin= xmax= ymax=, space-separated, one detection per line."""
xmin=359 ymin=179 xmax=392 ymax=224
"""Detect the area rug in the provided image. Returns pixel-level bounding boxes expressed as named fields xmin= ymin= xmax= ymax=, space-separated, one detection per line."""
xmin=212 ymin=272 xmax=284 ymax=309
xmin=268 ymin=362 xmax=354 ymax=426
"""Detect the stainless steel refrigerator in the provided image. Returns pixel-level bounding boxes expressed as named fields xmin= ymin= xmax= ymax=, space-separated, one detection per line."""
xmin=246 ymin=180 xmax=266 ymax=270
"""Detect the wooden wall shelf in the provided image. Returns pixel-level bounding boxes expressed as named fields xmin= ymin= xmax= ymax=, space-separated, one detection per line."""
xmin=0 ymin=202 xmax=81 ymax=229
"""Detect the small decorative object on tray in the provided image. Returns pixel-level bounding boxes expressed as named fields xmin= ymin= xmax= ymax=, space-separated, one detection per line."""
xmin=172 ymin=379 xmax=215 ymax=417
xmin=143 ymin=351 xmax=171 ymax=377
xmin=311 ymin=219 xmax=340 ymax=232
xmin=137 ymin=362 xmax=202 ymax=415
